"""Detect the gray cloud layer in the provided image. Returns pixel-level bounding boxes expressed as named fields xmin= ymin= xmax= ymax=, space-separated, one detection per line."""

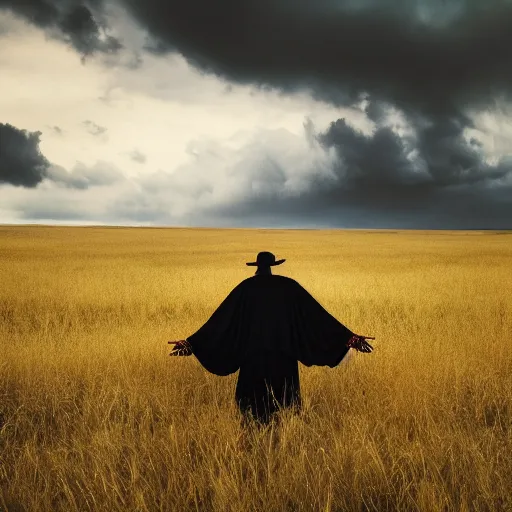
xmin=202 ymin=118 xmax=512 ymax=229
xmin=4 ymin=1 xmax=512 ymax=113
xmin=121 ymin=0 xmax=512 ymax=115
xmin=2 ymin=0 xmax=512 ymax=227
xmin=48 ymin=161 xmax=124 ymax=189
xmin=122 ymin=0 xmax=512 ymax=227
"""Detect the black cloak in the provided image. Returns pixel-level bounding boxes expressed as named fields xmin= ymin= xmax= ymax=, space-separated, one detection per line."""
xmin=186 ymin=274 xmax=354 ymax=423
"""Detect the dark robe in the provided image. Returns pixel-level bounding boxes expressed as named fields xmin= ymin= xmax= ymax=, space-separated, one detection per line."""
xmin=186 ymin=274 xmax=354 ymax=423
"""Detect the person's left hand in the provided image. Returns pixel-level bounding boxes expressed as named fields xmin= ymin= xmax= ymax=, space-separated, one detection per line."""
xmin=168 ymin=339 xmax=193 ymax=356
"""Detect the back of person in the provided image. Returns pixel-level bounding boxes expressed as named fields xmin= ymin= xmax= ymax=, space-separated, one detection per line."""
xmin=169 ymin=252 xmax=374 ymax=425
xmin=240 ymin=274 xmax=298 ymax=356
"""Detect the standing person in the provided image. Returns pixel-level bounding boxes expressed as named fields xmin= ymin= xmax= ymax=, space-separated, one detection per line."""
xmin=169 ymin=251 xmax=374 ymax=424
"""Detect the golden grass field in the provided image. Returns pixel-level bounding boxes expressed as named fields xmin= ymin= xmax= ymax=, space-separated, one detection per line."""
xmin=0 ymin=225 xmax=511 ymax=512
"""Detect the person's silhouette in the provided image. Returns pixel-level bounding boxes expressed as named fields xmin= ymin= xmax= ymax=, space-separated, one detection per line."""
xmin=169 ymin=251 xmax=374 ymax=424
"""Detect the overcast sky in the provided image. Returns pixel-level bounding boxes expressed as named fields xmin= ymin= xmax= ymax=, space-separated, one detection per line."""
xmin=1 ymin=0 xmax=512 ymax=229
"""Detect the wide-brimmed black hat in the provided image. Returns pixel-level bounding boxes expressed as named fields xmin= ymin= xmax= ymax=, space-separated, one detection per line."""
xmin=246 ymin=251 xmax=286 ymax=267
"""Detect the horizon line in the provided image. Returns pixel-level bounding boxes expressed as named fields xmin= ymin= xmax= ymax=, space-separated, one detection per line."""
xmin=1 ymin=222 xmax=511 ymax=233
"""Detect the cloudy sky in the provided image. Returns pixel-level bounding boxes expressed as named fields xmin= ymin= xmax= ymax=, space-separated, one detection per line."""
xmin=1 ymin=0 xmax=512 ymax=229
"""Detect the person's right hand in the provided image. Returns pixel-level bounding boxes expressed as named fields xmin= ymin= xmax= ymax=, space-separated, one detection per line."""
xmin=347 ymin=335 xmax=374 ymax=353
xmin=168 ymin=339 xmax=193 ymax=356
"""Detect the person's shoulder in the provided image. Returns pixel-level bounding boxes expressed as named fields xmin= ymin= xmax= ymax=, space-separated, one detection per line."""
xmin=239 ymin=275 xmax=301 ymax=288
xmin=273 ymin=275 xmax=299 ymax=286
xmin=274 ymin=276 xmax=310 ymax=295
xmin=239 ymin=276 xmax=257 ymax=285
xmin=235 ymin=276 xmax=260 ymax=290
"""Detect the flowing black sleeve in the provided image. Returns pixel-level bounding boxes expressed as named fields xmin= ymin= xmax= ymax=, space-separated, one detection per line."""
xmin=186 ymin=282 xmax=248 ymax=376
xmin=288 ymin=281 xmax=354 ymax=367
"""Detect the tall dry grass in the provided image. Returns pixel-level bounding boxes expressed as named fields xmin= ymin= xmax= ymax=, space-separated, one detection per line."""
xmin=0 ymin=226 xmax=511 ymax=511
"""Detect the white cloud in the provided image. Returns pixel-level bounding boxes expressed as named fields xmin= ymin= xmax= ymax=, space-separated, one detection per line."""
xmin=129 ymin=125 xmax=337 ymax=219
xmin=0 ymin=123 xmax=337 ymax=225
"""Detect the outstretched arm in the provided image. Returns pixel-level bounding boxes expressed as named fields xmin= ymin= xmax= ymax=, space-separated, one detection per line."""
xmin=168 ymin=339 xmax=192 ymax=356
xmin=346 ymin=335 xmax=375 ymax=353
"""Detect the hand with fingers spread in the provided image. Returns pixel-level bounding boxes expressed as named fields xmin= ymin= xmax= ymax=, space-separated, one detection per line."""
xmin=346 ymin=334 xmax=375 ymax=353
xmin=168 ymin=339 xmax=193 ymax=356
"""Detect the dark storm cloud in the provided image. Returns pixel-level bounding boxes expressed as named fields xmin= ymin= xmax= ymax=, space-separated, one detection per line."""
xmin=119 ymin=0 xmax=512 ymax=115
xmin=200 ymin=116 xmax=512 ymax=229
xmin=116 ymin=0 xmax=512 ymax=227
xmin=0 ymin=122 xmax=50 ymax=187
xmin=83 ymin=120 xmax=107 ymax=136
xmin=2 ymin=0 xmax=511 ymax=226
xmin=6 ymin=0 xmax=511 ymax=115
xmin=318 ymin=110 xmax=511 ymax=196
xmin=311 ymin=110 xmax=512 ymax=226
xmin=0 ymin=0 xmax=121 ymax=57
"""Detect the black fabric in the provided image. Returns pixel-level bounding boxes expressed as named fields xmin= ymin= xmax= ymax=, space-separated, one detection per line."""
xmin=186 ymin=274 xmax=354 ymax=422
xmin=235 ymin=351 xmax=301 ymax=424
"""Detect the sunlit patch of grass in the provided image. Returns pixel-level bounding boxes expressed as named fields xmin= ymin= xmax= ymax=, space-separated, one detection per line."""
xmin=0 ymin=226 xmax=511 ymax=511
